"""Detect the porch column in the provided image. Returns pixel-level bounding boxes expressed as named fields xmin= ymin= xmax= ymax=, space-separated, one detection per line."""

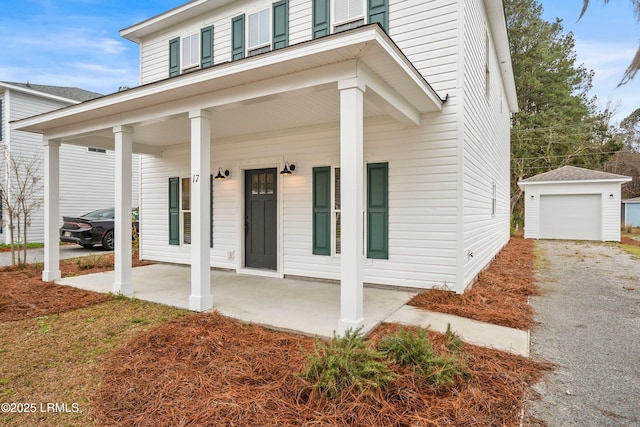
xmin=42 ymin=138 xmax=61 ymax=282
xmin=189 ymin=109 xmax=212 ymax=311
xmin=113 ymin=125 xmax=133 ymax=296
xmin=337 ymin=77 xmax=365 ymax=336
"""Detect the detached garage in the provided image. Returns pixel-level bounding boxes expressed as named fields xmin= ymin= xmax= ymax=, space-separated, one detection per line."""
xmin=518 ymin=166 xmax=631 ymax=242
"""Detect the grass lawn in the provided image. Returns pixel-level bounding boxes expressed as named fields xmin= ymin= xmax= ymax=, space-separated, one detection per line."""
xmin=0 ymin=238 xmax=552 ymax=426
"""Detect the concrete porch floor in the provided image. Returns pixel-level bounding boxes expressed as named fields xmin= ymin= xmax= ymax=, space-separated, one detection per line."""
xmin=57 ymin=264 xmax=418 ymax=338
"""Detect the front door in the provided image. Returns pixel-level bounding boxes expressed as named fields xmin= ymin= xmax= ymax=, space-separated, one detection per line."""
xmin=245 ymin=168 xmax=277 ymax=270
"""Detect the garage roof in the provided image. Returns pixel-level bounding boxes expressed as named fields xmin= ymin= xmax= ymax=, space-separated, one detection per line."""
xmin=519 ymin=166 xmax=631 ymax=185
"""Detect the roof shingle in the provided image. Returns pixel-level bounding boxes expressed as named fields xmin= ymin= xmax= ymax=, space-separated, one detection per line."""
xmin=1 ymin=81 xmax=102 ymax=102
xmin=519 ymin=165 xmax=631 ymax=183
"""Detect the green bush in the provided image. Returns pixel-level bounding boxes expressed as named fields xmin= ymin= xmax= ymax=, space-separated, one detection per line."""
xmin=378 ymin=327 xmax=471 ymax=387
xmin=299 ymin=328 xmax=396 ymax=399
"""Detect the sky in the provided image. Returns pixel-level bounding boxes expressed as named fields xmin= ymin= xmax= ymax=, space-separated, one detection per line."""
xmin=0 ymin=0 xmax=638 ymax=124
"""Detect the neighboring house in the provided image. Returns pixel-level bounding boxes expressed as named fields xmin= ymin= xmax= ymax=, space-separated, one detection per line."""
xmin=518 ymin=166 xmax=631 ymax=242
xmin=621 ymin=197 xmax=640 ymax=227
xmin=0 ymin=82 xmax=140 ymax=244
xmin=14 ymin=0 xmax=517 ymax=334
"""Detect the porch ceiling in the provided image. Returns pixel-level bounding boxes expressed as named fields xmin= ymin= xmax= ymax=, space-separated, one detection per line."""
xmin=13 ymin=25 xmax=445 ymax=154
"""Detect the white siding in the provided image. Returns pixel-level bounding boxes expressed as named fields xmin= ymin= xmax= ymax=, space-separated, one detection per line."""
xmin=1 ymin=89 xmax=140 ymax=243
xmin=460 ymin=0 xmax=511 ymax=291
xmin=140 ymin=117 xmax=459 ymax=289
xmin=522 ymin=181 xmax=624 ymax=242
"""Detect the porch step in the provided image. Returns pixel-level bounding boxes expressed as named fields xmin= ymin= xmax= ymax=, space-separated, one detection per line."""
xmin=386 ymin=305 xmax=530 ymax=357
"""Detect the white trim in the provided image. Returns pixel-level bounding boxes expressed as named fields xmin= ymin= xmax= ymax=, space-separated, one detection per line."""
xmin=0 ymin=82 xmax=83 ymax=106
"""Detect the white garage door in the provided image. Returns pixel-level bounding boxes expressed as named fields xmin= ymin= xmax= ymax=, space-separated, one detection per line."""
xmin=539 ymin=194 xmax=602 ymax=240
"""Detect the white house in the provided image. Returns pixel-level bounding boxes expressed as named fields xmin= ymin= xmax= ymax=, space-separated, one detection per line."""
xmin=0 ymin=82 xmax=140 ymax=244
xmin=518 ymin=165 xmax=631 ymax=242
xmin=13 ymin=0 xmax=517 ymax=334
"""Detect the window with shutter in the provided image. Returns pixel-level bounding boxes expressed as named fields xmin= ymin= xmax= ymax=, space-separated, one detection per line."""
xmin=248 ymin=9 xmax=271 ymax=56
xmin=272 ymin=0 xmax=289 ymax=50
xmin=181 ymin=34 xmax=199 ymax=70
xmin=366 ymin=162 xmax=388 ymax=259
xmin=169 ymin=177 xmax=180 ymax=244
xmin=312 ymin=0 xmax=330 ymax=39
xmin=367 ymin=0 xmax=388 ymax=32
xmin=231 ymin=14 xmax=246 ymax=60
xmin=168 ymin=37 xmax=180 ymax=77
xmin=201 ymin=26 xmax=214 ymax=69
xmin=312 ymin=166 xmax=331 ymax=255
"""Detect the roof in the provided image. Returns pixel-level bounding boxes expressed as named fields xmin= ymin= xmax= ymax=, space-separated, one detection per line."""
xmin=518 ymin=166 xmax=632 ymax=185
xmin=0 ymin=81 xmax=102 ymax=102
xmin=623 ymin=197 xmax=640 ymax=203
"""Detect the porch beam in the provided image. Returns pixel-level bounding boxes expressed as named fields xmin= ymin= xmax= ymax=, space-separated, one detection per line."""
xmin=357 ymin=63 xmax=421 ymax=127
xmin=113 ymin=125 xmax=134 ymax=296
xmin=32 ymin=61 xmax=358 ymax=141
xmin=42 ymin=138 xmax=61 ymax=282
xmin=337 ymin=77 xmax=365 ymax=336
xmin=188 ymin=109 xmax=213 ymax=312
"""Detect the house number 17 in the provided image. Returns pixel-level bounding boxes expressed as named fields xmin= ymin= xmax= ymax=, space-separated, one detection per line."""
xmin=192 ymin=174 xmax=199 ymax=183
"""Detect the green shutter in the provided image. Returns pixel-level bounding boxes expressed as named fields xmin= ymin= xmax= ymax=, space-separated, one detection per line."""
xmin=231 ymin=14 xmax=245 ymax=61
xmin=169 ymin=37 xmax=180 ymax=77
xmin=368 ymin=0 xmax=388 ymax=32
xmin=312 ymin=166 xmax=331 ymax=255
xmin=272 ymin=0 xmax=289 ymax=50
xmin=210 ymin=174 xmax=214 ymax=248
xmin=367 ymin=163 xmax=388 ymax=259
xmin=200 ymin=25 xmax=215 ymax=68
xmin=169 ymin=177 xmax=180 ymax=245
xmin=312 ymin=0 xmax=330 ymax=39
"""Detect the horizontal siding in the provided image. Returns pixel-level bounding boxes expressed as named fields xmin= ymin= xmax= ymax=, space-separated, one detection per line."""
xmin=461 ymin=0 xmax=510 ymax=290
xmin=140 ymin=118 xmax=458 ymax=289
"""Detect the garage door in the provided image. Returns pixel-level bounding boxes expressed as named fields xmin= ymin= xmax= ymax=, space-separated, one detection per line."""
xmin=539 ymin=194 xmax=601 ymax=240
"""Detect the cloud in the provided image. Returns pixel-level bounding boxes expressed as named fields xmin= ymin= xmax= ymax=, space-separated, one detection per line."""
xmin=573 ymin=38 xmax=640 ymax=123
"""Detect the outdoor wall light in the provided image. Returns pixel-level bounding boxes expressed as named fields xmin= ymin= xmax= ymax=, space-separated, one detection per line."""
xmin=280 ymin=162 xmax=296 ymax=175
xmin=214 ymin=168 xmax=230 ymax=180
xmin=609 ymin=194 xmax=614 ymax=199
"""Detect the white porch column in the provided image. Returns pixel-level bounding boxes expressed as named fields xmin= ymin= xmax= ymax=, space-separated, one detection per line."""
xmin=42 ymin=138 xmax=61 ymax=282
xmin=189 ymin=109 xmax=212 ymax=311
xmin=113 ymin=126 xmax=133 ymax=296
xmin=337 ymin=77 xmax=365 ymax=335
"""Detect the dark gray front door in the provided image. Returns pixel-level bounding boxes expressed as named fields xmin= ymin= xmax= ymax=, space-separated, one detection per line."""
xmin=245 ymin=168 xmax=277 ymax=270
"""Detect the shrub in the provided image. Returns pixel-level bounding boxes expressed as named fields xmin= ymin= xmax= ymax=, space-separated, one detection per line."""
xmin=378 ymin=327 xmax=471 ymax=387
xmin=299 ymin=328 xmax=396 ymax=399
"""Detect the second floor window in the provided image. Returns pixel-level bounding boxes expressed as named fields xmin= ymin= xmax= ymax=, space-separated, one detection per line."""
xmin=334 ymin=0 xmax=364 ymax=31
xmin=313 ymin=0 xmax=388 ymax=39
xmin=182 ymin=34 xmax=199 ymax=70
xmin=248 ymin=9 xmax=270 ymax=55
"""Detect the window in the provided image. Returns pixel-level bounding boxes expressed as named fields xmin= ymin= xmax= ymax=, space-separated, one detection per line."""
xmin=312 ymin=163 xmax=388 ymax=259
xmin=491 ymin=181 xmax=497 ymax=217
xmin=312 ymin=0 xmax=388 ymax=39
xmin=182 ymin=34 xmax=199 ymax=70
xmin=87 ymin=147 xmax=106 ymax=154
xmin=334 ymin=0 xmax=364 ymax=31
xmin=485 ymin=30 xmax=491 ymax=100
xmin=248 ymin=9 xmax=270 ymax=55
xmin=168 ymin=176 xmax=213 ymax=247
xmin=181 ymin=177 xmax=191 ymax=244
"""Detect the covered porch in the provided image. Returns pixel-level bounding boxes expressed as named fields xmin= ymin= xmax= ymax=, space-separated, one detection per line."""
xmin=13 ymin=24 xmax=443 ymax=335
xmin=57 ymin=264 xmax=417 ymax=337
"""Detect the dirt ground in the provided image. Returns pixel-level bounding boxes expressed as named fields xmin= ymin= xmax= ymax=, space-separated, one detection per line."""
xmin=0 ymin=238 xmax=552 ymax=426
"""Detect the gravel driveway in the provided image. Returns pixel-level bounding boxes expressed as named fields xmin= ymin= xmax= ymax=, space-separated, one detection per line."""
xmin=527 ymin=240 xmax=640 ymax=426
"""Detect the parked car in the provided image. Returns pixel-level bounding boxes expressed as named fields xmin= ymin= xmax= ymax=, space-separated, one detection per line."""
xmin=60 ymin=208 xmax=139 ymax=250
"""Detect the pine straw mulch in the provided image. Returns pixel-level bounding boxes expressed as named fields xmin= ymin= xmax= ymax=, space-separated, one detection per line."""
xmin=0 ymin=252 xmax=151 ymax=322
xmin=94 ymin=314 xmax=552 ymax=427
xmin=408 ymin=236 xmax=537 ymax=330
xmin=621 ymin=236 xmax=640 ymax=247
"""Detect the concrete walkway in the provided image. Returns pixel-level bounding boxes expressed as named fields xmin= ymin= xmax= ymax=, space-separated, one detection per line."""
xmin=56 ymin=263 xmax=529 ymax=355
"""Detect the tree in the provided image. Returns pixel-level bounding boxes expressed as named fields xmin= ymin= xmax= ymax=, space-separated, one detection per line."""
xmin=605 ymin=108 xmax=640 ymax=197
xmin=579 ymin=0 xmax=640 ymax=85
xmin=0 ymin=145 xmax=43 ymax=267
xmin=506 ymin=0 xmax=623 ymax=225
